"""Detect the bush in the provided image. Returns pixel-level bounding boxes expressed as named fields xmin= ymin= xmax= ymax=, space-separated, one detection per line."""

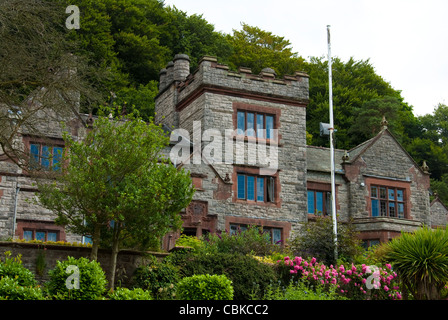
xmin=107 ymin=287 xmax=152 ymax=300
xmin=177 ymin=274 xmax=234 ymax=300
xmin=47 ymin=256 xmax=107 ymax=300
xmin=288 ymin=216 xmax=363 ymax=265
xmin=0 ymin=276 xmax=45 ymax=300
xmin=263 ymin=279 xmax=344 ymax=300
xmin=282 ymin=256 xmax=402 ymax=300
xmin=175 ymin=235 xmax=203 ymax=251
xmin=385 ymin=227 xmax=448 ymax=300
xmin=0 ymin=251 xmax=37 ymax=287
xmin=132 ymin=256 xmax=179 ymax=300
xmin=179 ymin=252 xmax=277 ymax=300
xmin=201 ymin=226 xmax=279 ymax=256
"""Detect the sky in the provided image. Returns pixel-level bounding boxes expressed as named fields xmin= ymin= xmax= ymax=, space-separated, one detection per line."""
xmin=164 ymin=0 xmax=448 ymax=116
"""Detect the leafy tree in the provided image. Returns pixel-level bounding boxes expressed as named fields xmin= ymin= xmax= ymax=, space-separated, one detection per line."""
xmin=226 ymin=23 xmax=305 ymax=76
xmin=303 ymin=57 xmax=412 ymax=150
xmin=36 ymin=114 xmax=195 ymax=288
xmin=0 ymin=0 xmax=106 ymax=166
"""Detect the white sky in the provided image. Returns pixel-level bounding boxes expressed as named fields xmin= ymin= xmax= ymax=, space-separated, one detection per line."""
xmin=164 ymin=0 xmax=448 ymax=116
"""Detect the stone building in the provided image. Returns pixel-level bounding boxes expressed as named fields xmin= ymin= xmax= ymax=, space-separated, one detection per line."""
xmin=155 ymin=54 xmax=440 ymax=250
xmin=0 ymin=53 xmax=444 ymax=250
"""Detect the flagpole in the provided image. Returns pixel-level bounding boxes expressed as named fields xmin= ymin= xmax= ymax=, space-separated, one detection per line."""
xmin=327 ymin=25 xmax=338 ymax=262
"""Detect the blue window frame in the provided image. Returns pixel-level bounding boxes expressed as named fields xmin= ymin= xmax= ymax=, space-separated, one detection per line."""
xmin=307 ymin=190 xmax=331 ymax=216
xmin=370 ymin=185 xmax=405 ymax=218
xmin=29 ymin=143 xmax=63 ymax=171
xmin=236 ymin=110 xmax=275 ymax=139
xmin=237 ymin=173 xmax=275 ymax=203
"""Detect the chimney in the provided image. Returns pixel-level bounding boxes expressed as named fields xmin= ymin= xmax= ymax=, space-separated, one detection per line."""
xmin=173 ymin=54 xmax=190 ymax=82
xmin=165 ymin=61 xmax=174 ymax=86
xmin=159 ymin=68 xmax=167 ymax=91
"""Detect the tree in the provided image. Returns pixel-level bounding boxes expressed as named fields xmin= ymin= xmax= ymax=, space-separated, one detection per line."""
xmin=0 ymin=0 xmax=105 ymax=166
xmin=226 ymin=23 xmax=305 ymax=76
xmin=36 ymin=115 xmax=195 ymax=288
xmin=303 ymin=57 xmax=412 ymax=150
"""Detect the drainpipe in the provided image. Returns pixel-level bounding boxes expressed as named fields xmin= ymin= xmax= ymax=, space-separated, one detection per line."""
xmin=12 ymin=182 xmax=20 ymax=239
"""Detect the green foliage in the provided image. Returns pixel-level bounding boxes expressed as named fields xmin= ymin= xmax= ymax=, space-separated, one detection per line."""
xmin=385 ymin=227 xmax=448 ymax=299
xmin=0 ymin=251 xmax=37 ymax=287
xmin=200 ymin=225 xmax=279 ymax=256
xmin=262 ymin=279 xmax=344 ymax=300
xmin=132 ymin=257 xmax=179 ymax=300
xmin=303 ymin=56 xmax=411 ymax=150
xmin=179 ymin=252 xmax=277 ymax=300
xmin=175 ymin=234 xmax=204 ymax=251
xmin=107 ymin=287 xmax=152 ymax=300
xmin=37 ymin=115 xmax=195 ymax=268
xmin=47 ymin=256 xmax=107 ymax=300
xmin=177 ymin=274 xmax=234 ymax=300
xmin=0 ymin=276 xmax=45 ymax=300
xmin=288 ymin=216 xmax=364 ymax=265
xmin=227 ymin=23 xmax=305 ymax=76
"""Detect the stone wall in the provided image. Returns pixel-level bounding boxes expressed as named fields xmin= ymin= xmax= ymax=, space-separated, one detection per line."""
xmin=0 ymin=241 xmax=167 ymax=287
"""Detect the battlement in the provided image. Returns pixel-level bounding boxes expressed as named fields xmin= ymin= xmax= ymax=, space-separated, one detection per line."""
xmin=157 ymin=54 xmax=309 ymax=109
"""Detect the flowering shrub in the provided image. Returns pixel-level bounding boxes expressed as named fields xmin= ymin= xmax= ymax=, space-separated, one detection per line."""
xmin=282 ymin=256 xmax=402 ymax=300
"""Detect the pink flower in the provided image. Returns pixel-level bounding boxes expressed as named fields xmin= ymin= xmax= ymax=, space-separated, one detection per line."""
xmin=310 ymin=257 xmax=317 ymax=265
xmin=331 ymin=278 xmax=337 ymax=285
xmin=346 ymin=270 xmax=352 ymax=276
xmin=339 ymin=265 xmax=345 ymax=273
xmin=303 ymin=261 xmax=309 ymax=267
xmin=385 ymin=263 xmax=392 ymax=270
xmin=384 ymin=286 xmax=389 ymax=292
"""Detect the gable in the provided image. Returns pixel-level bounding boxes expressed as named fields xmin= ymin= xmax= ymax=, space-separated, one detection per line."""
xmin=349 ymin=129 xmax=425 ymax=180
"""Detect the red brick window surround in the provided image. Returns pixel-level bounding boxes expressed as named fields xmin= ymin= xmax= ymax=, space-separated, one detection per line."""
xmin=22 ymin=136 xmax=65 ymax=172
xmin=365 ymin=177 xmax=411 ymax=219
xmin=307 ymin=181 xmax=338 ymax=217
xmin=232 ymin=166 xmax=281 ymax=207
xmin=225 ymin=216 xmax=291 ymax=245
xmin=232 ymin=102 xmax=281 ymax=143
xmin=16 ymin=220 xmax=66 ymax=242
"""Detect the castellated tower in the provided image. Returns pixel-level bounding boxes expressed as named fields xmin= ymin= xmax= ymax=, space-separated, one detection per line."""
xmin=155 ymin=54 xmax=309 ymax=248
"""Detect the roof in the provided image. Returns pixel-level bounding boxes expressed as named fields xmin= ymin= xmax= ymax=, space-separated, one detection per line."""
xmin=306 ymin=145 xmax=346 ymax=173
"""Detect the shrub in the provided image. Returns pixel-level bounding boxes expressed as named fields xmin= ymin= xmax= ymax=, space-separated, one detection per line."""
xmin=175 ymin=235 xmax=203 ymax=251
xmin=288 ymin=216 xmax=364 ymax=265
xmin=47 ymin=256 xmax=107 ymax=300
xmin=283 ymin=256 xmax=402 ymax=300
xmin=177 ymin=274 xmax=233 ymax=300
xmin=0 ymin=251 xmax=37 ymax=287
xmin=385 ymin=227 xmax=448 ymax=300
xmin=263 ymin=279 xmax=344 ymax=300
xmin=179 ymin=252 xmax=277 ymax=300
xmin=132 ymin=256 xmax=179 ymax=300
xmin=107 ymin=287 xmax=152 ymax=300
xmin=0 ymin=276 xmax=45 ymax=300
xmin=201 ymin=226 xmax=279 ymax=256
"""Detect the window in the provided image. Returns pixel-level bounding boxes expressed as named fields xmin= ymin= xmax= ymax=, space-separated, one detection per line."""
xmin=307 ymin=190 xmax=332 ymax=216
xmin=237 ymin=173 xmax=275 ymax=203
xmin=30 ymin=143 xmax=63 ymax=171
xmin=361 ymin=239 xmax=380 ymax=250
xmin=22 ymin=229 xmax=59 ymax=242
xmin=229 ymin=224 xmax=282 ymax=244
xmin=237 ymin=111 xmax=275 ymax=139
xmin=370 ymin=185 xmax=405 ymax=218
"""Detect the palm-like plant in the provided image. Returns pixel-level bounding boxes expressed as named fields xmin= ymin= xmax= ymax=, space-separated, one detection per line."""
xmin=386 ymin=227 xmax=448 ymax=299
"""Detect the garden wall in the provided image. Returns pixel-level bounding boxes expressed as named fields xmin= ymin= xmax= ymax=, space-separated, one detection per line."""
xmin=0 ymin=241 xmax=168 ymax=287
